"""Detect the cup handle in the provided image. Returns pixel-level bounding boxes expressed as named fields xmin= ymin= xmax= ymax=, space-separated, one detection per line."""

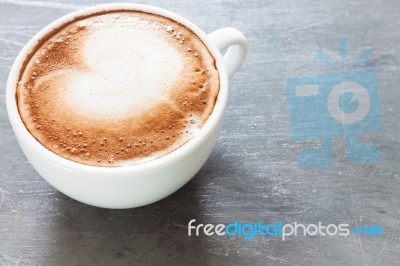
xmin=208 ymin=27 xmax=248 ymax=79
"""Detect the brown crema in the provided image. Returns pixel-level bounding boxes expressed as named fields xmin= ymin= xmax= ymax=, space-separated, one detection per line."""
xmin=16 ymin=11 xmax=220 ymax=166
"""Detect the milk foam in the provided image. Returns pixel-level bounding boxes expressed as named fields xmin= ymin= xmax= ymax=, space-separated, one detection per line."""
xmin=17 ymin=11 xmax=220 ymax=166
xmin=66 ymin=19 xmax=182 ymax=120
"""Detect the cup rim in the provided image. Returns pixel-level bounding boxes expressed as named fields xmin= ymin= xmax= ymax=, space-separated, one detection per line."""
xmin=6 ymin=3 xmax=228 ymax=175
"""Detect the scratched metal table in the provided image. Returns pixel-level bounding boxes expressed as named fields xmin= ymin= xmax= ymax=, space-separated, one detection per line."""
xmin=0 ymin=0 xmax=399 ymax=265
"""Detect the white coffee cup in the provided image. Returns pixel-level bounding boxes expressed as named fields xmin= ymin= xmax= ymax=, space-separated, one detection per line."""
xmin=6 ymin=3 xmax=248 ymax=209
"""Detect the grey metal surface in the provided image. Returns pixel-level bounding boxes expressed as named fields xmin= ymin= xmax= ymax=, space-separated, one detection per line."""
xmin=0 ymin=0 xmax=399 ymax=265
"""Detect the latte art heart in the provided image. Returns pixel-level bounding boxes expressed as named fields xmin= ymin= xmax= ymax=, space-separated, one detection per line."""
xmin=17 ymin=11 xmax=219 ymax=166
xmin=66 ymin=25 xmax=182 ymax=119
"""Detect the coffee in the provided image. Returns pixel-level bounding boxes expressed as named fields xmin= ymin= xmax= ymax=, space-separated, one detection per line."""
xmin=16 ymin=11 xmax=219 ymax=166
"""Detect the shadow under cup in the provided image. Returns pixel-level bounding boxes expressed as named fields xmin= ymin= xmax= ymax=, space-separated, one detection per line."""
xmin=6 ymin=3 xmax=247 ymax=209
